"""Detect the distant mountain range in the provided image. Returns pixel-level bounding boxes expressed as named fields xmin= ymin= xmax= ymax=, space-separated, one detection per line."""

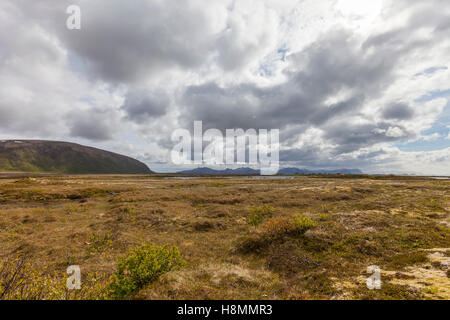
xmin=177 ymin=167 xmax=363 ymax=175
xmin=0 ymin=140 xmax=152 ymax=174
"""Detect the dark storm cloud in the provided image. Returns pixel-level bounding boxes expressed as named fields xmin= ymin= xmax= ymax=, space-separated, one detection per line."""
xmin=122 ymin=90 xmax=169 ymax=123
xmin=279 ymin=146 xmax=322 ymax=162
xmin=68 ymin=109 xmax=117 ymax=141
xmin=8 ymin=0 xmax=221 ymax=84
xmin=181 ymin=30 xmax=403 ymax=146
xmin=179 ymin=17 xmax=450 ymax=162
xmin=58 ymin=0 xmax=217 ymax=83
xmin=323 ymin=122 xmax=411 ymax=155
xmin=279 ymin=122 xmax=410 ymax=163
xmin=182 ymin=83 xmax=266 ymax=130
xmin=382 ymin=103 xmax=415 ymax=120
xmin=279 ymin=146 xmax=389 ymax=170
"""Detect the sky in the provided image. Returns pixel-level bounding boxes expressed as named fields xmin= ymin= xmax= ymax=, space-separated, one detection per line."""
xmin=0 ymin=0 xmax=449 ymax=175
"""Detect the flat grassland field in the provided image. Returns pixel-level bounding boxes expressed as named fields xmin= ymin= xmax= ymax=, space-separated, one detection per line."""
xmin=0 ymin=174 xmax=449 ymax=300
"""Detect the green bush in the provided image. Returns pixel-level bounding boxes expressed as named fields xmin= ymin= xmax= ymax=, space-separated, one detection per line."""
xmin=247 ymin=205 xmax=275 ymax=226
xmin=109 ymin=243 xmax=183 ymax=299
xmin=292 ymin=214 xmax=316 ymax=234
xmin=0 ymin=257 xmax=110 ymax=300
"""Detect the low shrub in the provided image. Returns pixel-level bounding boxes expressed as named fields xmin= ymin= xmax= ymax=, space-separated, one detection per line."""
xmin=262 ymin=215 xmax=315 ymax=239
xmin=260 ymin=217 xmax=293 ymax=239
xmin=292 ymin=214 xmax=316 ymax=234
xmin=247 ymin=205 xmax=275 ymax=226
xmin=87 ymin=233 xmax=113 ymax=253
xmin=109 ymin=243 xmax=183 ymax=299
xmin=0 ymin=257 xmax=110 ymax=300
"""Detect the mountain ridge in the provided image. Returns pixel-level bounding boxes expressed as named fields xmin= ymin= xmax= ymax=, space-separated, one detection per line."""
xmin=178 ymin=167 xmax=363 ymax=175
xmin=0 ymin=140 xmax=152 ymax=174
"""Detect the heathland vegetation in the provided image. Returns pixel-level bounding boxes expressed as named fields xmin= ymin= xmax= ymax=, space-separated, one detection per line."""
xmin=0 ymin=174 xmax=449 ymax=299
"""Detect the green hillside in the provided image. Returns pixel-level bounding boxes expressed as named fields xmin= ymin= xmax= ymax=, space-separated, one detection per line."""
xmin=0 ymin=140 xmax=152 ymax=174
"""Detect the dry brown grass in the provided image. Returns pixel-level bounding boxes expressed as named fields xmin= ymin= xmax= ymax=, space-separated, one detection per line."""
xmin=0 ymin=174 xmax=449 ymax=299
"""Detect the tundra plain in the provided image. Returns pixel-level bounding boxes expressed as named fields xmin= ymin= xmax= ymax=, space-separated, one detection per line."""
xmin=0 ymin=174 xmax=449 ymax=300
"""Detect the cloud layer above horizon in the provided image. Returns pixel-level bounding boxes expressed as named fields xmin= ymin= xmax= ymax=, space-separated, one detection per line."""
xmin=1 ymin=0 xmax=450 ymax=174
